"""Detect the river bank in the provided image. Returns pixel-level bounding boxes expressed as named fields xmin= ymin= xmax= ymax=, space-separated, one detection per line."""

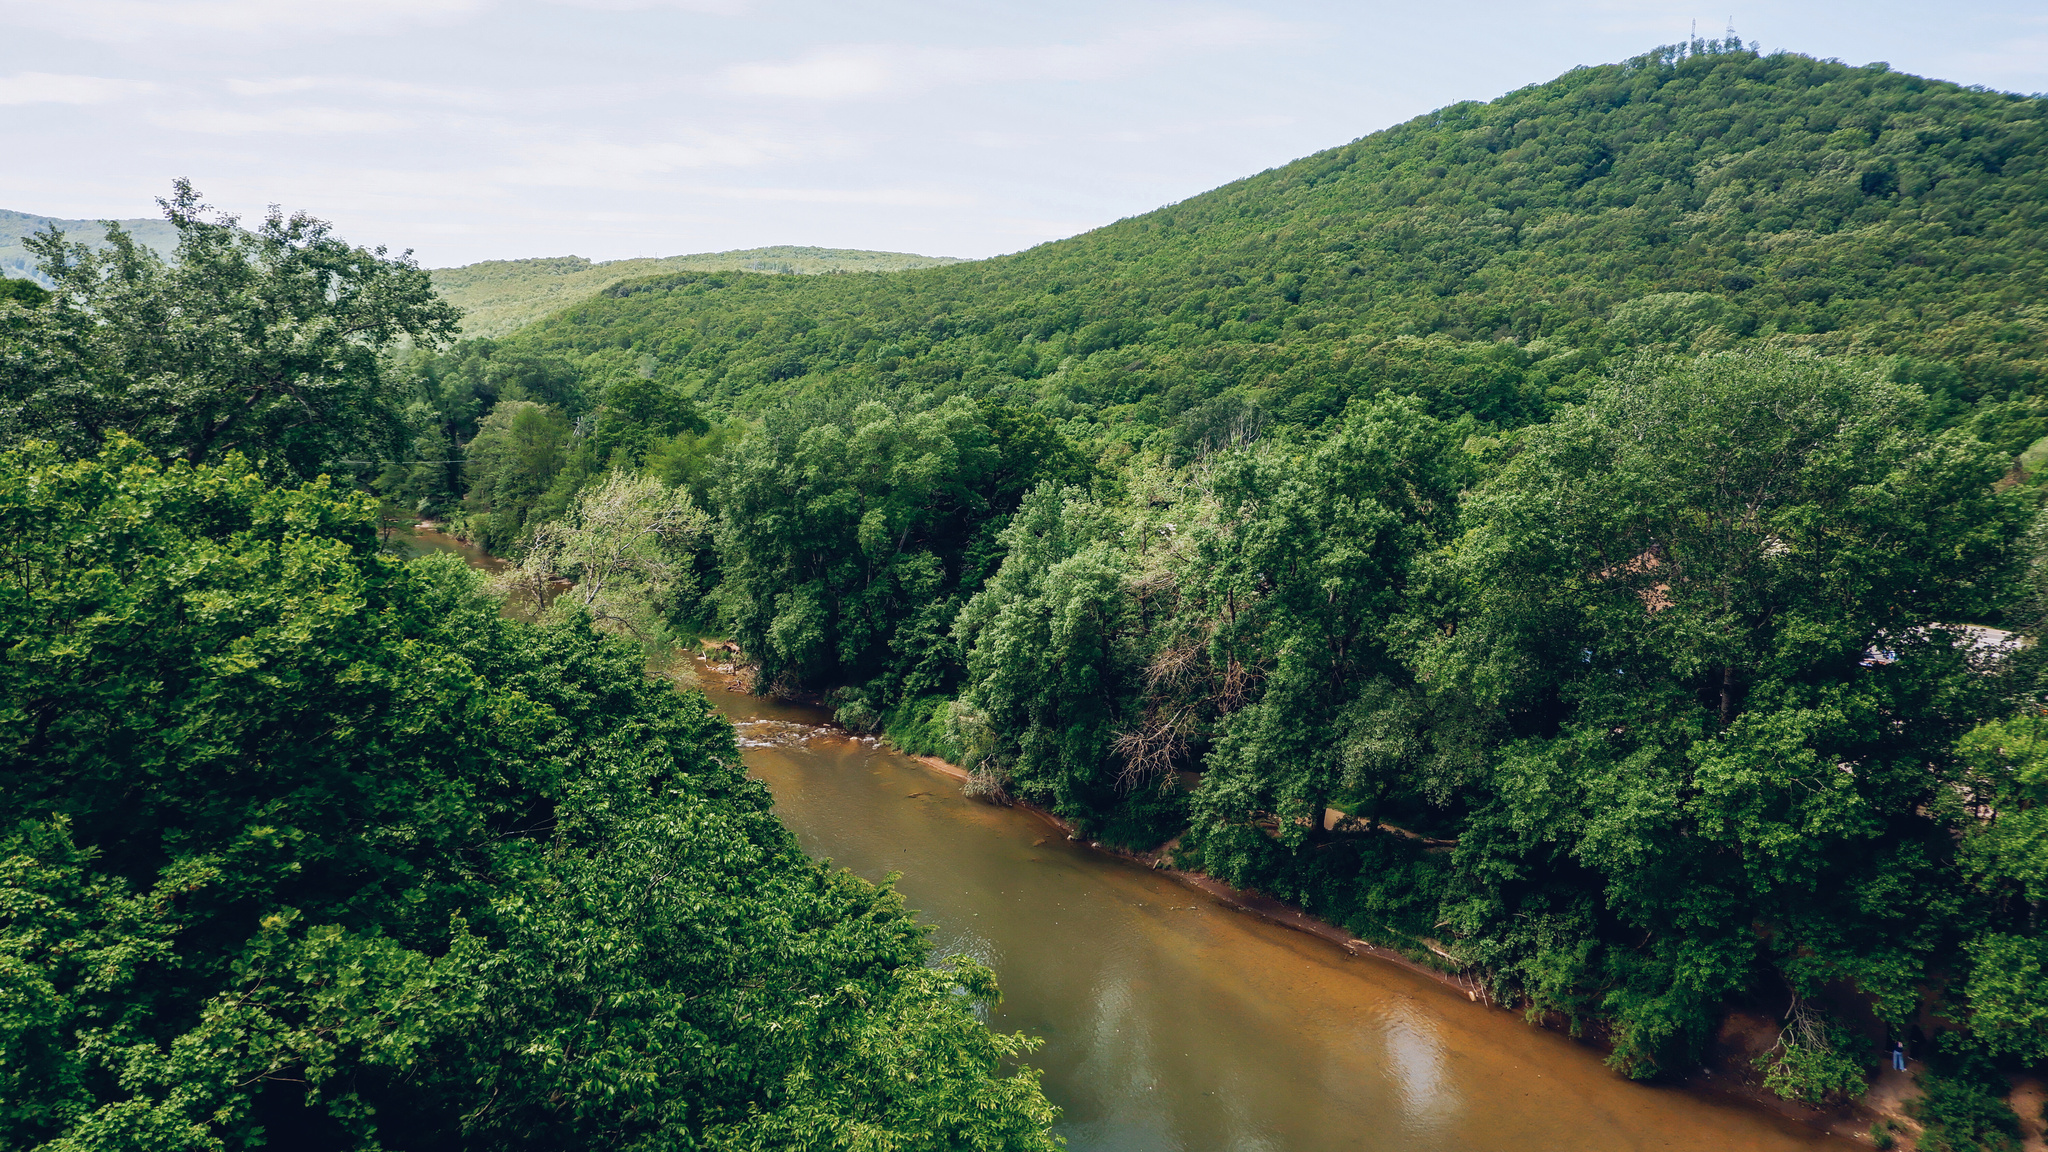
xmin=897 ymin=737 xmax=1911 ymax=1145
xmin=415 ymin=528 xmax=1916 ymax=1139
xmin=725 ymin=655 xmax=2048 ymax=1150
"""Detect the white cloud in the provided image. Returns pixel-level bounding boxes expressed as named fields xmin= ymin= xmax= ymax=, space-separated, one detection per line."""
xmin=223 ymin=76 xmax=499 ymax=108
xmin=0 ymin=72 xmax=154 ymax=105
xmin=717 ymin=13 xmax=1300 ymax=100
xmin=958 ymin=113 xmax=1296 ymax=152
xmin=498 ymin=129 xmax=833 ymax=187
xmin=0 ymin=0 xmax=486 ymax=40
xmin=680 ymin=184 xmax=975 ymax=207
xmin=544 ymin=0 xmax=750 ymax=12
xmin=161 ymin=106 xmax=418 ymax=135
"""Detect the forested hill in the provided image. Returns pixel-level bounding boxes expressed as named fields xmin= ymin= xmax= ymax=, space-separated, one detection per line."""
xmin=432 ymin=246 xmax=965 ymax=337
xmin=504 ymin=40 xmax=2047 ymax=453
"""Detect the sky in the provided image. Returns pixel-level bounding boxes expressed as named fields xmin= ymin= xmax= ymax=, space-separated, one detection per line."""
xmin=0 ymin=0 xmax=2042 ymax=268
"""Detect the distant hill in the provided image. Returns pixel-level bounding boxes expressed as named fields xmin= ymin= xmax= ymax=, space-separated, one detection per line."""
xmin=3 ymin=209 xmax=961 ymax=337
xmin=0 ymin=209 xmax=179 ymax=285
xmin=431 ymin=246 xmax=966 ymax=338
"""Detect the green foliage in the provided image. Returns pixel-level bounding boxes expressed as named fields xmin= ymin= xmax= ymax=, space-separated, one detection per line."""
xmin=588 ymin=374 xmax=709 ymax=469
xmin=1961 ymin=931 xmax=2048 ymax=1065
xmin=646 ymin=417 xmax=747 ymax=503
xmin=0 ymin=277 xmax=47 ymax=306
xmin=2 ymin=182 xmax=459 ymax=478
xmin=505 ymin=469 xmax=713 ymax=649
xmin=712 ymin=394 xmax=1080 ymax=698
xmin=14 ymin=41 xmax=2042 ymax=1117
xmin=1433 ymin=351 xmax=2022 ymax=1074
xmin=1912 ymin=1071 xmax=2022 ymax=1152
xmin=361 ymin=44 xmax=2048 ymax=1096
xmin=462 ymin=399 xmax=573 ymax=552
xmin=949 ymin=484 xmax=1144 ymax=817
xmin=1186 ymin=396 xmax=1470 ymax=852
xmin=0 ymin=439 xmax=1058 ymax=1150
xmin=883 ymin=694 xmax=966 ymax=763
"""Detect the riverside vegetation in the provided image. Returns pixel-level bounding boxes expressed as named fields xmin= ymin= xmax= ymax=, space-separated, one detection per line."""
xmin=2 ymin=36 xmax=2046 ymax=1151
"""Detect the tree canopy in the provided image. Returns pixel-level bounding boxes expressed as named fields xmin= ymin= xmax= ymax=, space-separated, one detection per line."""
xmin=388 ymin=46 xmax=2048 ymax=1117
xmin=0 ymin=439 xmax=1057 ymax=1151
xmin=8 ymin=38 xmax=2048 ymax=1143
xmin=2 ymin=181 xmax=459 ymax=479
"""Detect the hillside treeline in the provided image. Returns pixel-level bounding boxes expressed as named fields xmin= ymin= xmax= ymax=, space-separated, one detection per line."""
xmin=464 ymin=38 xmax=2046 ymax=458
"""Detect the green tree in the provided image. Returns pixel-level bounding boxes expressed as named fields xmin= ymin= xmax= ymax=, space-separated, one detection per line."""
xmin=1185 ymin=397 xmax=1470 ymax=856
xmin=4 ymin=181 xmax=459 ymax=477
xmin=1953 ymin=713 xmax=2048 ymax=1064
xmin=588 ymin=375 xmax=709 ymax=469
xmin=950 ymin=484 xmax=1140 ymax=811
xmin=502 ymin=469 xmax=713 ymax=647
xmin=713 ymin=395 xmax=1077 ymax=697
xmin=462 ymin=399 xmax=572 ymax=552
xmin=0 ymin=278 xmax=47 ymax=307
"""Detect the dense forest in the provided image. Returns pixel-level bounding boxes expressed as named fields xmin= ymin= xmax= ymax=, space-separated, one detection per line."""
xmin=389 ymin=40 xmax=2046 ymax=1145
xmin=5 ymin=35 xmax=2048 ymax=1152
xmin=486 ymin=38 xmax=2045 ymax=455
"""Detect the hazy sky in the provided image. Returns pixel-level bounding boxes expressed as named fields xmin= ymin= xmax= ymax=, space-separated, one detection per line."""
xmin=1 ymin=0 xmax=2041 ymax=267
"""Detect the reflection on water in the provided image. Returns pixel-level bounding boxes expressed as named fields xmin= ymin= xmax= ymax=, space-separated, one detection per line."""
xmin=1378 ymin=1001 xmax=1454 ymax=1133
xmin=676 ymin=657 xmax=1854 ymax=1152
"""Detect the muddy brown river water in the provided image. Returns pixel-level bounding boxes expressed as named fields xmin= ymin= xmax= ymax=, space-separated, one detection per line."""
xmin=682 ymin=662 xmax=1855 ymax=1152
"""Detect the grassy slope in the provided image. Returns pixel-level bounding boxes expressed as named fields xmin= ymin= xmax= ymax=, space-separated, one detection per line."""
xmin=507 ymin=47 xmax=2048 ymax=450
xmin=432 ymin=246 xmax=966 ymax=337
xmin=0 ymin=210 xmax=179 ymax=284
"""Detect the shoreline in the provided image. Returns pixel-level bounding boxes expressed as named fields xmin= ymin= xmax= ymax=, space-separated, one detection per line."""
xmin=904 ymin=752 xmax=1895 ymax=1145
xmin=908 ymin=755 xmax=1497 ymax=999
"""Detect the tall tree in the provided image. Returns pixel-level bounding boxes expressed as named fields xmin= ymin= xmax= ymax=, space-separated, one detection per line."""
xmin=3 ymin=180 xmax=459 ymax=478
xmin=1187 ymin=397 xmax=1469 ymax=852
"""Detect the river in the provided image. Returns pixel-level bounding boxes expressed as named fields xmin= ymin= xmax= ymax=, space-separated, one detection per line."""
xmin=409 ymin=525 xmax=1851 ymax=1150
xmin=679 ymin=659 xmax=1854 ymax=1152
